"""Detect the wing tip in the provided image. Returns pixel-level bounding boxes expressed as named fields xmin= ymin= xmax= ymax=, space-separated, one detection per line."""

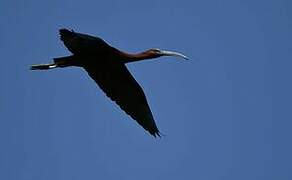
xmin=59 ymin=28 xmax=75 ymax=41
xmin=150 ymin=129 xmax=164 ymax=138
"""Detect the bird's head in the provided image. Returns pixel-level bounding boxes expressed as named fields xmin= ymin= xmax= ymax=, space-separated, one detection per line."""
xmin=145 ymin=48 xmax=189 ymax=60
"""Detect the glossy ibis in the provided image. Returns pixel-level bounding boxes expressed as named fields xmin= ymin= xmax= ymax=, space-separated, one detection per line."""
xmin=30 ymin=29 xmax=188 ymax=137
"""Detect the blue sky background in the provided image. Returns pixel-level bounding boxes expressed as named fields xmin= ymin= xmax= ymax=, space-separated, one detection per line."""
xmin=0 ymin=0 xmax=291 ymax=179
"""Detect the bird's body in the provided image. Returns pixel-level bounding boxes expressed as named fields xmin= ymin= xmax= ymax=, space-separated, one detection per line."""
xmin=31 ymin=29 xmax=188 ymax=137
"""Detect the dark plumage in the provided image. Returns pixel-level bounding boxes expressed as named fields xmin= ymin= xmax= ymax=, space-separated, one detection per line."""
xmin=31 ymin=29 xmax=188 ymax=137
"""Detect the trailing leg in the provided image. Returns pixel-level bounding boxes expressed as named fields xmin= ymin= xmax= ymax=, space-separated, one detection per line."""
xmin=30 ymin=63 xmax=57 ymax=70
xmin=30 ymin=55 xmax=76 ymax=70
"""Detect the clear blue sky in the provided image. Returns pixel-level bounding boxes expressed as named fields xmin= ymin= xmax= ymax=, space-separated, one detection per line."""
xmin=0 ymin=0 xmax=291 ymax=179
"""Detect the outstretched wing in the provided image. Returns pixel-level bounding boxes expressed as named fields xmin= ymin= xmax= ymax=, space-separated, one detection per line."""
xmin=84 ymin=63 xmax=161 ymax=137
xmin=59 ymin=29 xmax=111 ymax=55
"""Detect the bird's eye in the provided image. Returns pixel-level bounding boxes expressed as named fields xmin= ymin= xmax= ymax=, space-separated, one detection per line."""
xmin=152 ymin=48 xmax=161 ymax=53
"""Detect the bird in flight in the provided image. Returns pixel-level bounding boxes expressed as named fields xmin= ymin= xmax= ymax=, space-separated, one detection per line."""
xmin=30 ymin=29 xmax=188 ymax=137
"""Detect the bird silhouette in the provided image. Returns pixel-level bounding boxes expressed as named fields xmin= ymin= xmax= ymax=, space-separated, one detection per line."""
xmin=30 ymin=29 xmax=188 ymax=137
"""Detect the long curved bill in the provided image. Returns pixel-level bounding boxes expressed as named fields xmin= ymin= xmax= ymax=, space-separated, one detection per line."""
xmin=160 ymin=50 xmax=189 ymax=60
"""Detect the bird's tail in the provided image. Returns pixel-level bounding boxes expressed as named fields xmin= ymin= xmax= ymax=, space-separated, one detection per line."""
xmin=30 ymin=63 xmax=57 ymax=70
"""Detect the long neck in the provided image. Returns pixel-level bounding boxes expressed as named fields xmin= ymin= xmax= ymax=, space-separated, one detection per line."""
xmin=116 ymin=50 xmax=157 ymax=63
